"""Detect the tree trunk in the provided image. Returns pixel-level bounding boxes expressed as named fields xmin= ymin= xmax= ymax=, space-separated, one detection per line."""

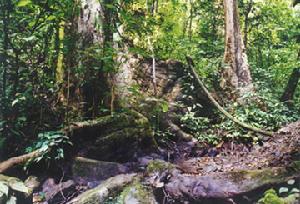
xmin=188 ymin=0 xmax=194 ymax=42
xmin=280 ymin=67 xmax=300 ymax=104
xmin=243 ymin=0 xmax=253 ymax=50
xmin=77 ymin=0 xmax=112 ymax=117
xmin=221 ymin=0 xmax=253 ymax=101
xmin=56 ymin=21 xmax=65 ymax=87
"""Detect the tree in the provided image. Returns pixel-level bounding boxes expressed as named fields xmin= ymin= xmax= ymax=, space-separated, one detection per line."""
xmin=280 ymin=1 xmax=300 ymax=104
xmin=280 ymin=67 xmax=300 ymax=104
xmin=220 ymin=0 xmax=254 ymax=101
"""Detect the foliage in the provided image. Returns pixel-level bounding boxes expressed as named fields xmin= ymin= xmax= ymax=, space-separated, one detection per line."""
xmin=180 ymin=83 xmax=299 ymax=144
xmin=258 ymin=189 xmax=285 ymax=204
xmin=0 ymin=175 xmax=29 ymax=204
xmin=25 ymin=131 xmax=72 ymax=167
xmin=258 ymin=179 xmax=300 ymax=204
xmin=0 ymin=0 xmax=77 ymax=157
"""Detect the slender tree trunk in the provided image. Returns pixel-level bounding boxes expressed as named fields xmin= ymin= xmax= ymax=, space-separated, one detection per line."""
xmin=182 ymin=0 xmax=189 ymax=37
xmin=280 ymin=68 xmax=300 ymax=104
xmin=146 ymin=0 xmax=157 ymax=96
xmin=103 ymin=0 xmax=116 ymax=114
xmin=243 ymin=0 xmax=253 ymax=50
xmin=188 ymin=0 xmax=194 ymax=42
xmin=281 ymin=0 xmax=300 ymax=104
xmin=221 ymin=0 xmax=253 ymax=101
xmin=56 ymin=21 xmax=65 ymax=85
xmin=280 ymin=49 xmax=300 ymax=104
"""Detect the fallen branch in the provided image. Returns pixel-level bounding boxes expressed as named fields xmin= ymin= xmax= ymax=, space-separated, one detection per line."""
xmin=186 ymin=57 xmax=273 ymax=136
xmin=0 ymin=150 xmax=42 ymax=173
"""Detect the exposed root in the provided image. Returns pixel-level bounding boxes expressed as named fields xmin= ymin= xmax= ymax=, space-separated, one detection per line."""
xmin=0 ymin=150 xmax=41 ymax=173
xmin=186 ymin=57 xmax=273 ymax=136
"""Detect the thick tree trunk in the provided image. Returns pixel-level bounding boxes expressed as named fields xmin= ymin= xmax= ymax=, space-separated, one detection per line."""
xmin=77 ymin=0 xmax=113 ymax=117
xmin=221 ymin=0 xmax=253 ymax=101
xmin=280 ymin=68 xmax=300 ymax=104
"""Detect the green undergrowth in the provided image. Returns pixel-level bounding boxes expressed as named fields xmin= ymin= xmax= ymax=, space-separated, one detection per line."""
xmin=258 ymin=178 xmax=300 ymax=204
xmin=180 ymin=88 xmax=300 ymax=145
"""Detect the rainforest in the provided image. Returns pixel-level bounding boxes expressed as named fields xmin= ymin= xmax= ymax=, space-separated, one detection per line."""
xmin=0 ymin=0 xmax=300 ymax=203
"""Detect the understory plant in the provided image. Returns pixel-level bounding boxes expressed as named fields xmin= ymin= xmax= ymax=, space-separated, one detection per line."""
xmin=258 ymin=179 xmax=300 ymax=204
xmin=180 ymin=85 xmax=300 ymax=145
xmin=25 ymin=131 xmax=72 ymax=168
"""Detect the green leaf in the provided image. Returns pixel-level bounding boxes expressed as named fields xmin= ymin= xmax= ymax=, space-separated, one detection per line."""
xmin=0 ymin=182 xmax=8 ymax=196
xmin=279 ymin=187 xmax=289 ymax=194
xmin=6 ymin=196 xmax=17 ymax=204
xmin=288 ymin=179 xmax=295 ymax=185
xmin=17 ymin=0 xmax=32 ymax=7
xmin=291 ymin=188 xmax=300 ymax=194
xmin=161 ymin=102 xmax=169 ymax=113
xmin=22 ymin=36 xmax=35 ymax=42
xmin=46 ymin=15 xmax=56 ymax=21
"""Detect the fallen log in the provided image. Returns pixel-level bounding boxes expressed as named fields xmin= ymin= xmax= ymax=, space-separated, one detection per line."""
xmin=163 ymin=166 xmax=300 ymax=201
xmin=0 ymin=150 xmax=41 ymax=174
xmin=1 ymin=110 xmax=158 ymax=172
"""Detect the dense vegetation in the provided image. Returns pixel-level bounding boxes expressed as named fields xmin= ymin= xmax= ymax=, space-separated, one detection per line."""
xmin=0 ymin=0 xmax=300 ymax=203
xmin=1 ymin=0 xmax=299 ymax=153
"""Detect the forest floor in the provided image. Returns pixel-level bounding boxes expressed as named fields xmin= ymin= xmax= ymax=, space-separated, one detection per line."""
xmin=30 ymin=121 xmax=300 ymax=204
xmin=172 ymin=121 xmax=300 ymax=175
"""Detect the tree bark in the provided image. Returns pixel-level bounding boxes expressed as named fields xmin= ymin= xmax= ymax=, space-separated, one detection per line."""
xmin=280 ymin=67 xmax=300 ymax=104
xmin=188 ymin=0 xmax=194 ymax=42
xmin=280 ymin=2 xmax=300 ymax=104
xmin=243 ymin=0 xmax=253 ymax=50
xmin=0 ymin=150 xmax=41 ymax=173
xmin=56 ymin=21 xmax=65 ymax=86
xmin=221 ymin=0 xmax=253 ymax=101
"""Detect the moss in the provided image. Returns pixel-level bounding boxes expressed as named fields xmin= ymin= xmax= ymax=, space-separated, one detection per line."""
xmin=225 ymin=167 xmax=294 ymax=193
xmin=258 ymin=189 xmax=284 ymax=204
xmin=71 ymin=174 xmax=136 ymax=204
xmin=146 ymin=160 xmax=173 ymax=173
xmin=120 ymin=180 xmax=156 ymax=204
xmin=68 ymin=110 xmax=157 ymax=161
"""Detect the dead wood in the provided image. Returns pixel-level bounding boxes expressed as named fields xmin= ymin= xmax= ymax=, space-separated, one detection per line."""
xmin=0 ymin=150 xmax=42 ymax=173
xmin=162 ymin=166 xmax=300 ymax=201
